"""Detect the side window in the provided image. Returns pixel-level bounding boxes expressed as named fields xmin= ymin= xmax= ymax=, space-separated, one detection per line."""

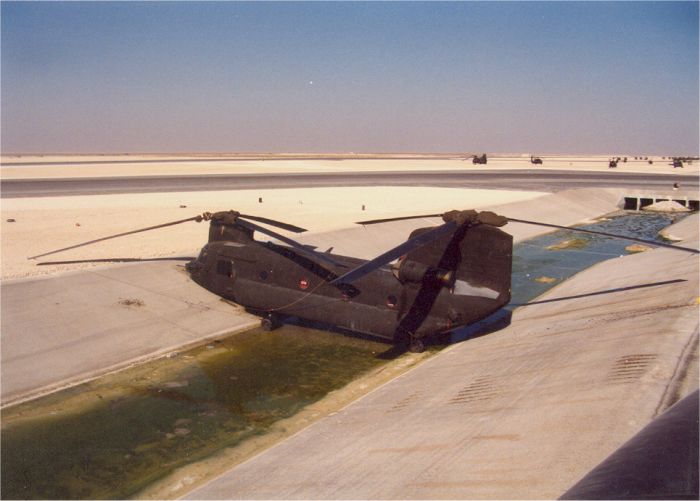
xmin=216 ymin=259 xmax=234 ymax=278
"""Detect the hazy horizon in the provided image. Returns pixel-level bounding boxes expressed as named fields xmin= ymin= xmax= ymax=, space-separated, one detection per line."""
xmin=2 ymin=2 xmax=698 ymax=156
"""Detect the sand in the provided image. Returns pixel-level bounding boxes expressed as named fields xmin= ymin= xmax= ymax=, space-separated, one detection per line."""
xmin=1 ymin=186 xmax=544 ymax=280
xmin=2 ymin=154 xmax=697 ymax=179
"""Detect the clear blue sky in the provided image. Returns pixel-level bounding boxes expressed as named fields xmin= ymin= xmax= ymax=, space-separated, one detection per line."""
xmin=2 ymin=1 xmax=698 ymax=154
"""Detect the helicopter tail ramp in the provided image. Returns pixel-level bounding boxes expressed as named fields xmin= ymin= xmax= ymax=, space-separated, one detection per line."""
xmin=453 ymin=223 xmax=512 ymax=305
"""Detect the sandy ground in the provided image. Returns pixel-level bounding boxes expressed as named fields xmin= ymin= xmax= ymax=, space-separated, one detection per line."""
xmin=1 ymin=187 xmax=545 ymax=280
xmin=2 ymin=154 xmax=698 ymax=179
xmin=2 ymin=154 xmax=696 ymax=281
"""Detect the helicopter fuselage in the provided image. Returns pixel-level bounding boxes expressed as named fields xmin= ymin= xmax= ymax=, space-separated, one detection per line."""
xmin=186 ymin=221 xmax=512 ymax=346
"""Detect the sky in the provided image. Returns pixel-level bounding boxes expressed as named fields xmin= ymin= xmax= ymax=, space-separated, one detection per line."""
xmin=1 ymin=1 xmax=698 ymax=155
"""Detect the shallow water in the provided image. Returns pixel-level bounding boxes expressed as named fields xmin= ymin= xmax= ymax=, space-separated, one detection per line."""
xmin=1 ymin=328 xmax=388 ymax=499
xmin=0 ymin=211 xmax=686 ymax=499
xmin=510 ymin=211 xmax=684 ymax=305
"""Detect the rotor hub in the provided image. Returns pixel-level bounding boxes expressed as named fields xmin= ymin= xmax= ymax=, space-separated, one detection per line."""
xmin=442 ymin=209 xmax=508 ymax=227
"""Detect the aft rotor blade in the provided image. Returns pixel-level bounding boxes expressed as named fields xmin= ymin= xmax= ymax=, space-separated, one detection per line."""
xmin=360 ymin=211 xmax=699 ymax=255
xmin=239 ymin=214 xmax=307 ymax=233
xmin=28 ymin=216 xmax=202 ymax=260
xmin=356 ymin=214 xmax=442 ymax=225
xmin=331 ymin=220 xmax=458 ymax=285
xmin=507 ymin=217 xmax=700 ymax=254
xmin=236 ymin=219 xmax=343 ymax=268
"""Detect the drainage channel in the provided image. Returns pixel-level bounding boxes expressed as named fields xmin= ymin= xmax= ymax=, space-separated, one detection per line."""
xmin=0 ymin=211 xmax=689 ymax=500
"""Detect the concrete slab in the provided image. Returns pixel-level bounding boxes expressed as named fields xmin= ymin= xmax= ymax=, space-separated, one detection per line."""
xmin=660 ymin=212 xmax=699 ymax=248
xmin=1 ymin=261 xmax=258 ymax=406
xmin=185 ymin=213 xmax=699 ymax=499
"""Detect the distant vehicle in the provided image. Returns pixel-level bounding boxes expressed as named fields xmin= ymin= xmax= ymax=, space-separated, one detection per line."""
xmin=472 ymin=154 xmax=487 ymax=165
xmin=609 ymin=159 xmax=618 ymax=168
xmin=672 ymin=158 xmax=684 ymax=168
xmin=530 ymin=156 xmax=543 ymax=165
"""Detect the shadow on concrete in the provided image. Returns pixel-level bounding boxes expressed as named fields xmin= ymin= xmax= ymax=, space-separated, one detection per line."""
xmin=448 ymin=308 xmax=513 ymax=344
xmin=560 ymin=390 xmax=699 ymax=500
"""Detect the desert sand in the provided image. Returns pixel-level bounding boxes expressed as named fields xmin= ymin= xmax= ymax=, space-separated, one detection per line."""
xmin=3 ymin=154 xmax=697 ymax=280
xmin=1 ymin=186 xmax=544 ymax=280
xmin=1 ymin=154 xmax=697 ymax=179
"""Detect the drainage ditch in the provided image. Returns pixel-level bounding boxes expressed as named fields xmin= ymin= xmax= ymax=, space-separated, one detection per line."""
xmin=0 ymin=210 xmax=688 ymax=499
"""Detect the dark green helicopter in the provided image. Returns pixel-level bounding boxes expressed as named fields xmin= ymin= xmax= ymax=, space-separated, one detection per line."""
xmin=31 ymin=208 xmax=697 ymax=352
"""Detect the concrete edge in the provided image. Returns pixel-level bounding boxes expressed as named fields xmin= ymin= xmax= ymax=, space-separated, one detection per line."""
xmin=0 ymin=321 xmax=257 ymax=409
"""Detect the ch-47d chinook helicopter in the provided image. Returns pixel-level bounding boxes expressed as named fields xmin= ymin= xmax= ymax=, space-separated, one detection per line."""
xmin=31 ymin=208 xmax=698 ymax=353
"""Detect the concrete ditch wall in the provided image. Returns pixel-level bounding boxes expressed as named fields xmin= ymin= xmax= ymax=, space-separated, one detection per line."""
xmin=0 ymin=264 xmax=259 ymax=406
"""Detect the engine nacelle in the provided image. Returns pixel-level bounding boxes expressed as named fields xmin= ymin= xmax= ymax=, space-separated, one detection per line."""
xmin=395 ymin=259 xmax=453 ymax=287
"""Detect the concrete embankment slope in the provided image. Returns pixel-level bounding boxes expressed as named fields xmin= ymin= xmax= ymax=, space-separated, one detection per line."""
xmin=185 ymin=204 xmax=699 ymax=499
xmin=0 ymin=263 xmax=259 ymax=406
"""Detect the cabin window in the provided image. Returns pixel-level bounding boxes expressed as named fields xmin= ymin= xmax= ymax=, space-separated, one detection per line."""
xmin=216 ymin=259 xmax=234 ymax=278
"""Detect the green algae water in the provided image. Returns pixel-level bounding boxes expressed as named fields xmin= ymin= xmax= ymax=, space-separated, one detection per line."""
xmin=509 ymin=211 xmax=687 ymax=306
xmin=1 ymin=211 xmax=688 ymax=499
xmin=451 ymin=211 xmax=688 ymax=342
xmin=1 ymin=327 xmax=388 ymax=500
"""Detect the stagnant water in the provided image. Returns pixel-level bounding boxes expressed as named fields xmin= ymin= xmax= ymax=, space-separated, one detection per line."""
xmin=0 ymin=211 xmax=687 ymax=499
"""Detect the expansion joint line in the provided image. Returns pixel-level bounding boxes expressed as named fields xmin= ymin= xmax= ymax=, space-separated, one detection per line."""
xmin=654 ymin=326 xmax=699 ymax=416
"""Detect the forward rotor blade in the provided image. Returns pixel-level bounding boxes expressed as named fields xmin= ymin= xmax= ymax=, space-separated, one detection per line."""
xmin=236 ymin=219 xmax=343 ymax=268
xmin=239 ymin=214 xmax=307 ymax=233
xmin=356 ymin=214 xmax=442 ymax=225
xmin=28 ymin=216 xmax=202 ymax=260
xmin=330 ymin=220 xmax=458 ymax=285
xmin=507 ymin=217 xmax=699 ymax=254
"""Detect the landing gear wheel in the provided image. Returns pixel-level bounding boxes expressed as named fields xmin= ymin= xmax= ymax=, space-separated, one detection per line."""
xmin=261 ymin=313 xmax=280 ymax=331
xmin=408 ymin=336 xmax=425 ymax=353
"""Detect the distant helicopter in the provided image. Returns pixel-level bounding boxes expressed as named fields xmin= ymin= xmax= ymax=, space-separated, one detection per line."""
xmin=472 ymin=154 xmax=488 ymax=165
xmin=31 ymin=208 xmax=698 ymax=352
